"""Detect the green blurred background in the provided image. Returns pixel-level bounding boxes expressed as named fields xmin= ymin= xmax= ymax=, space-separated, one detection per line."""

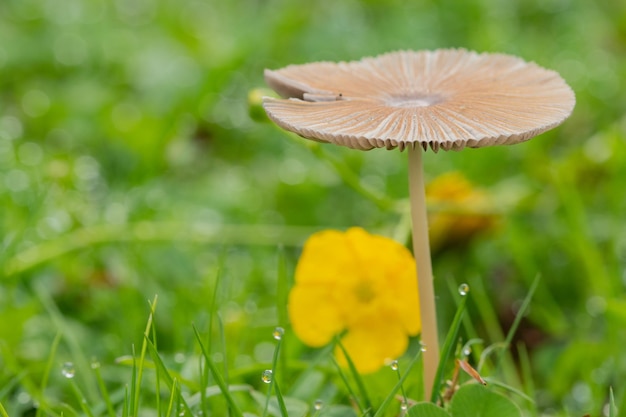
xmin=1 ymin=0 xmax=625 ymax=415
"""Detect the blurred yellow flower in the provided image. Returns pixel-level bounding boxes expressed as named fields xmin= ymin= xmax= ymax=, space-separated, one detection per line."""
xmin=426 ymin=172 xmax=498 ymax=253
xmin=288 ymin=227 xmax=420 ymax=374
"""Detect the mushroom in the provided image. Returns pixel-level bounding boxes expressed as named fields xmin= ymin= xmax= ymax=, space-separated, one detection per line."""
xmin=262 ymin=49 xmax=575 ymax=399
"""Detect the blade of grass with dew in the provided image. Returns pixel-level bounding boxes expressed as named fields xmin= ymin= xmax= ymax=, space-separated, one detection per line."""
xmin=335 ymin=337 xmax=374 ymax=416
xmin=430 ymin=291 xmax=467 ymax=403
xmin=372 ymin=348 xmax=423 ymax=417
xmin=144 ymin=337 xmax=194 ymax=416
xmin=263 ymin=337 xmax=288 ymax=417
xmin=445 ymin=279 xmax=481 ymax=353
xmin=193 ymin=325 xmax=245 ymax=417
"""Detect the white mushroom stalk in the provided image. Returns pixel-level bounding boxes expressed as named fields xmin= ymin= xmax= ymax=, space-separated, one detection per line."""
xmin=263 ymin=49 xmax=575 ymax=400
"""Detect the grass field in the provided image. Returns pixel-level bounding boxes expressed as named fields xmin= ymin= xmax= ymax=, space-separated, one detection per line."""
xmin=1 ymin=0 xmax=625 ymax=416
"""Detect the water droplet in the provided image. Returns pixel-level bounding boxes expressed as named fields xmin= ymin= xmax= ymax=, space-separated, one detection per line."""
xmin=458 ymin=283 xmax=470 ymax=296
xmin=272 ymin=327 xmax=285 ymax=340
xmin=463 ymin=347 xmax=471 ymax=356
xmin=389 ymin=360 xmax=399 ymax=371
xmin=261 ymin=369 xmax=273 ymax=384
xmin=420 ymin=343 xmax=427 ymax=352
xmin=400 ymin=400 xmax=409 ymax=411
xmin=174 ymin=352 xmax=186 ymax=363
xmin=313 ymin=399 xmax=323 ymax=410
xmin=61 ymin=362 xmax=75 ymax=379
xmin=90 ymin=361 xmax=101 ymax=370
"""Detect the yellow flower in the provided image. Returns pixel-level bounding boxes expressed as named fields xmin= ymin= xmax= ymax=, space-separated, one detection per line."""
xmin=426 ymin=172 xmax=498 ymax=253
xmin=288 ymin=227 xmax=420 ymax=374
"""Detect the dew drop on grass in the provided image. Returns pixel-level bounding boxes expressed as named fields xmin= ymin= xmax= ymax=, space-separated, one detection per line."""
xmin=389 ymin=360 xmax=399 ymax=371
xmin=420 ymin=343 xmax=427 ymax=352
xmin=261 ymin=369 xmax=273 ymax=384
xmin=61 ymin=362 xmax=75 ymax=379
xmin=90 ymin=360 xmax=101 ymax=370
xmin=400 ymin=400 xmax=409 ymax=411
xmin=458 ymin=283 xmax=470 ymax=296
xmin=313 ymin=399 xmax=323 ymax=410
xmin=272 ymin=326 xmax=285 ymax=340
xmin=463 ymin=347 xmax=471 ymax=356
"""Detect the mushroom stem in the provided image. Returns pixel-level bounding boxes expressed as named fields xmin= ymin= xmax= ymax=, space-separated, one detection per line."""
xmin=408 ymin=145 xmax=440 ymax=401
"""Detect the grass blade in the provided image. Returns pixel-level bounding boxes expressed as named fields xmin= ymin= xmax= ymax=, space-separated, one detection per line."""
xmin=193 ymin=325 xmax=245 ymax=417
xmin=331 ymin=356 xmax=365 ymax=414
xmin=431 ymin=292 xmax=467 ymax=403
xmin=276 ymin=246 xmax=290 ymax=377
xmin=273 ymin=378 xmax=289 ymax=417
xmin=263 ymin=336 xmax=288 ymax=417
xmin=131 ymin=295 xmax=159 ymax=416
xmin=335 ymin=337 xmax=373 ymax=416
xmin=91 ymin=361 xmax=116 ymax=417
xmin=144 ymin=337 xmax=193 ymax=415
xmin=373 ymin=347 xmax=423 ymax=417
xmin=497 ymin=274 xmax=540 ymax=369
xmin=0 ymin=402 xmax=8 ymax=417
xmin=69 ymin=379 xmax=96 ymax=417
xmin=128 ymin=346 xmax=137 ymax=417
xmin=609 ymin=387 xmax=618 ymax=417
xmin=165 ymin=379 xmax=178 ymax=417
xmin=34 ymin=332 xmax=62 ymax=417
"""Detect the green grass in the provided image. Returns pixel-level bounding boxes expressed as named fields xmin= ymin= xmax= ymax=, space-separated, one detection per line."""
xmin=1 ymin=0 xmax=626 ymax=415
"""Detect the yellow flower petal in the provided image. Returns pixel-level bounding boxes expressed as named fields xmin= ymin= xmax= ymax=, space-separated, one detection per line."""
xmin=289 ymin=227 xmax=421 ymax=373
xmin=294 ymin=229 xmax=359 ymax=286
xmin=336 ymin=320 xmax=409 ymax=374
xmin=288 ymin=283 xmax=343 ymax=346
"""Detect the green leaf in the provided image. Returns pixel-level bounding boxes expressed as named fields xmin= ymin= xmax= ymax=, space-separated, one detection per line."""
xmin=449 ymin=384 xmax=521 ymax=417
xmin=407 ymin=402 xmax=452 ymax=417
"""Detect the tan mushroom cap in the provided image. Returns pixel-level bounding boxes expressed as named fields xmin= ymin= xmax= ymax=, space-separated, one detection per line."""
xmin=263 ymin=49 xmax=575 ymax=152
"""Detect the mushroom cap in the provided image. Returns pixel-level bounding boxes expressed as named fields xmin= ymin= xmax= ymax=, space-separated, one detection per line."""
xmin=263 ymin=49 xmax=575 ymax=152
